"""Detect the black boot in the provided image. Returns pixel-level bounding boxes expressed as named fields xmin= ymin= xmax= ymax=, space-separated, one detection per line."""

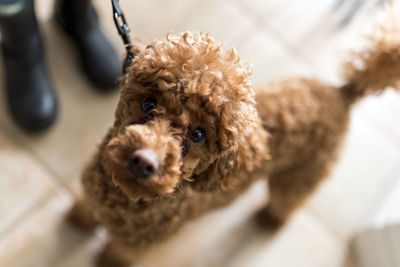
xmin=55 ymin=0 xmax=122 ymax=91
xmin=0 ymin=0 xmax=58 ymax=133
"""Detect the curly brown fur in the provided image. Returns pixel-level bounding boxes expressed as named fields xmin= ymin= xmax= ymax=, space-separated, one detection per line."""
xmin=69 ymin=12 xmax=400 ymax=266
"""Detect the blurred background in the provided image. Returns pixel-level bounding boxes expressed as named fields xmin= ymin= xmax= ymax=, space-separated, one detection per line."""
xmin=0 ymin=0 xmax=400 ymax=266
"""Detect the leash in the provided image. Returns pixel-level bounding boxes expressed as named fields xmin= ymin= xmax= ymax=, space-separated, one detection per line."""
xmin=111 ymin=0 xmax=135 ymax=73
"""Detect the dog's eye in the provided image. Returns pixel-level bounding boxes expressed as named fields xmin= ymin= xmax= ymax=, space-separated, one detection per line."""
xmin=141 ymin=97 xmax=157 ymax=113
xmin=190 ymin=127 xmax=206 ymax=144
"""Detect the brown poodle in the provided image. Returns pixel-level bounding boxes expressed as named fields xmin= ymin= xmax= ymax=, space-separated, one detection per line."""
xmin=68 ymin=15 xmax=400 ymax=267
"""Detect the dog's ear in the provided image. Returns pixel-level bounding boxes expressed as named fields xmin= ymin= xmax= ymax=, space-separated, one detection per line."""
xmin=194 ymin=118 xmax=270 ymax=192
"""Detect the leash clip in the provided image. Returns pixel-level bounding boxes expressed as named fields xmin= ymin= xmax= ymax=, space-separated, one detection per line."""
xmin=112 ymin=0 xmax=131 ymax=45
xmin=111 ymin=0 xmax=135 ymax=73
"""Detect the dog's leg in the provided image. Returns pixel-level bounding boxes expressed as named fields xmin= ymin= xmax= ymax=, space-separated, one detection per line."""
xmin=256 ymin=157 xmax=332 ymax=230
xmin=67 ymin=196 xmax=98 ymax=231
xmin=96 ymin=240 xmax=140 ymax=267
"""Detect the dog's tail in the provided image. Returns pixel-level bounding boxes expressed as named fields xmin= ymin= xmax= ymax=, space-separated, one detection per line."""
xmin=341 ymin=6 xmax=400 ymax=103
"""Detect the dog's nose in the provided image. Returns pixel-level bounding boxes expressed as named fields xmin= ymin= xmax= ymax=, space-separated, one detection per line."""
xmin=129 ymin=149 xmax=160 ymax=179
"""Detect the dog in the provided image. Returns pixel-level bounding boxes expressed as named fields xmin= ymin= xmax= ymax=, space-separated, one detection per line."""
xmin=68 ymin=14 xmax=400 ymax=266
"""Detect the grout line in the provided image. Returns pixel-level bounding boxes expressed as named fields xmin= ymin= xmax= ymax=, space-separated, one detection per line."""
xmin=0 ymin=120 xmax=73 ymax=195
xmin=359 ymin=112 xmax=400 ymax=157
xmin=260 ymin=24 xmax=321 ymax=72
xmin=222 ymin=0 xmax=265 ymax=49
xmin=357 ymin=112 xmax=400 ymax=158
xmin=0 ymin=189 xmax=70 ymax=243
xmin=223 ymin=0 xmax=268 ymax=48
xmin=0 ymin=121 xmax=73 ymax=242
xmin=307 ymin=206 xmax=348 ymax=243
xmin=226 ymin=0 xmax=321 ymax=74
xmin=305 ymin=208 xmax=357 ymax=265
xmin=371 ymin=168 xmax=400 ymax=226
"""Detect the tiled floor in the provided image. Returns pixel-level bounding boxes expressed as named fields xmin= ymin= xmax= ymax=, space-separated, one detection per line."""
xmin=0 ymin=0 xmax=399 ymax=267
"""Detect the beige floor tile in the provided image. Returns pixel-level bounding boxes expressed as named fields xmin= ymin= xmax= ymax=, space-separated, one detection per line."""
xmin=94 ymin=0 xmax=252 ymax=46
xmin=0 ymin=131 xmax=57 ymax=236
xmin=264 ymin=0 xmax=344 ymax=45
xmin=232 ymin=0 xmax=291 ymax=18
xmin=373 ymin=176 xmax=400 ymax=227
xmin=55 ymin=230 xmax=106 ymax=267
xmin=173 ymin=0 xmax=253 ymax=47
xmin=236 ymin=30 xmax=314 ymax=84
xmin=97 ymin=0 xmax=206 ymax=42
xmin=272 ymin=6 xmax=378 ymax=85
xmin=299 ymin=17 xmax=373 ymax=85
xmin=227 ymin=211 xmax=345 ymax=267
xmin=0 ymin=191 xmax=82 ymax=267
xmin=358 ymin=90 xmax=400 ymax=152
xmin=306 ymin=109 xmax=400 ymax=240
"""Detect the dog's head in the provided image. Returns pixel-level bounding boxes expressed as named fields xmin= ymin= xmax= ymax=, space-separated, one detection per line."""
xmin=102 ymin=32 xmax=269 ymax=200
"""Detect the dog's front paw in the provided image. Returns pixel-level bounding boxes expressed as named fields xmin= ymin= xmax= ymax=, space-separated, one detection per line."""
xmin=254 ymin=207 xmax=286 ymax=231
xmin=96 ymin=251 xmax=130 ymax=267
xmin=66 ymin=201 xmax=98 ymax=231
xmin=96 ymin=244 xmax=141 ymax=267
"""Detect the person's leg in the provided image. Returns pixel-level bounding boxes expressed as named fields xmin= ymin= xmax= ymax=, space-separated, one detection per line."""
xmin=55 ymin=0 xmax=122 ymax=91
xmin=0 ymin=0 xmax=57 ymax=133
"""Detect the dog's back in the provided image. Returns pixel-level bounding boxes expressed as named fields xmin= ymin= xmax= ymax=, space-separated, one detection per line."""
xmin=255 ymin=78 xmax=350 ymax=174
xmin=252 ymin=10 xmax=400 ymax=228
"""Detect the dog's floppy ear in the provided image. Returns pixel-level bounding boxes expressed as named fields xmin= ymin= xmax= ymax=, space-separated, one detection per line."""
xmin=194 ymin=118 xmax=270 ymax=192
